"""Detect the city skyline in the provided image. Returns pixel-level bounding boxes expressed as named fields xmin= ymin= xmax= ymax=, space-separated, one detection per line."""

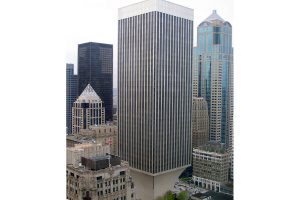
xmin=66 ymin=0 xmax=233 ymax=88
xmin=66 ymin=0 xmax=233 ymax=199
xmin=1 ymin=0 xmax=297 ymax=199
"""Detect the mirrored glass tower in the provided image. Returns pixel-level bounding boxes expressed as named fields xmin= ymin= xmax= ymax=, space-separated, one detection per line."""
xmin=193 ymin=10 xmax=233 ymax=149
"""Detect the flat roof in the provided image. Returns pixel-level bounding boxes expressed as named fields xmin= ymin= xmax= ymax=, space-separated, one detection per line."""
xmin=118 ymin=0 xmax=193 ymax=20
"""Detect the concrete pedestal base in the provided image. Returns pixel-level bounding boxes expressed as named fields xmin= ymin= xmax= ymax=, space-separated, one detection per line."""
xmin=131 ymin=166 xmax=188 ymax=200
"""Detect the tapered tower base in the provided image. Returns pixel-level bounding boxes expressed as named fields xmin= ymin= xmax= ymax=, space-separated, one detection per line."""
xmin=131 ymin=166 xmax=188 ymax=200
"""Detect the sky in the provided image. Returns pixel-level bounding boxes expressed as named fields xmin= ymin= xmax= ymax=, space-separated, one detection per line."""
xmin=66 ymin=0 xmax=234 ymax=88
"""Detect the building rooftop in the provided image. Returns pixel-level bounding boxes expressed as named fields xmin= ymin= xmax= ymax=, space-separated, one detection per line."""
xmin=81 ymin=155 xmax=122 ymax=171
xmin=118 ymin=0 xmax=193 ymax=21
xmin=78 ymin=42 xmax=113 ymax=47
xmin=76 ymin=84 xmax=103 ymax=103
xmin=204 ymin=10 xmax=224 ymax=22
xmin=195 ymin=142 xmax=227 ymax=154
xmin=192 ymin=191 xmax=233 ymax=200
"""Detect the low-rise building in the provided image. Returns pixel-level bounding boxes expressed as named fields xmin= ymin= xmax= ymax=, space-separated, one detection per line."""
xmin=66 ymin=143 xmax=135 ymax=200
xmin=191 ymin=191 xmax=233 ymax=200
xmin=67 ymin=124 xmax=118 ymax=155
xmin=113 ymin=113 xmax=117 ymax=126
xmin=192 ymin=143 xmax=230 ymax=192
xmin=67 ymin=143 xmax=110 ymax=167
xmin=67 ymin=157 xmax=135 ymax=200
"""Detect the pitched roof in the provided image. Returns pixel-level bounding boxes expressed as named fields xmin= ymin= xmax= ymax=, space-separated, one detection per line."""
xmin=76 ymin=84 xmax=102 ymax=103
xmin=204 ymin=10 xmax=224 ymax=22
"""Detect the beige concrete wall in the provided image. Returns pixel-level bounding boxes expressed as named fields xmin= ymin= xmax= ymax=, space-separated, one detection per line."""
xmin=131 ymin=167 xmax=186 ymax=200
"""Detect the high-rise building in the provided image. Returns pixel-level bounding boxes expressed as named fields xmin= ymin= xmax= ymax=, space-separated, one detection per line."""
xmin=192 ymin=143 xmax=230 ymax=192
xmin=193 ymin=10 xmax=233 ymax=149
xmin=77 ymin=42 xmax=113 ymax=122
xmin=192 ymin=97 xmax=209 ymax=148
xmin=118 ymin=0 xmax=193 ymax=199
xmin=72 ymin=84 xmax=105 ymax=134
xmin=67 ymin=63 xmax=78 ymax=134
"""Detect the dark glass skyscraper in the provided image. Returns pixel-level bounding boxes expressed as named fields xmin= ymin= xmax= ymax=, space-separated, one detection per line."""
xmin=66 ymin=63 xmax=78 ymax=134
xmin=77 ymin=42 xmax=113 ymax=122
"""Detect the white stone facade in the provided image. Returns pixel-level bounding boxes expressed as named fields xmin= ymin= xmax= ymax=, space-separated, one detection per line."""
xmin=118 ymin=0 xmax=193 ymax=20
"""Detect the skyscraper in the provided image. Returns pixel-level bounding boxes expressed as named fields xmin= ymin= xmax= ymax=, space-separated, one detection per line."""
xmin=66 ymin=63 xmax=78 ymax=134
xmin=77 ymin=42 xmax=113 ymax=122
xmin=118 ymin=0 xmax=193 ymax=198
xmin=72 ymin=84 xmax=105 ymax=134
xmin=192 ymin=97 xmax=209 ymax=148
xmin=193 ymin=10 xmax=233 ymax=149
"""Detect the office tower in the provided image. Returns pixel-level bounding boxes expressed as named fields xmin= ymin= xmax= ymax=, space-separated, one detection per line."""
xmin=66 ymin=143 xmax=135 ymax=200
xmin=192 ymin=97 xmax=209 ymax=148
xmin=77 ymin=42 xmax=113 ymax=122
xmin=72 ymin=84 xmax=105 ymax=134
xmin=118 ymin=0 xmax=193 ymax=199
xmin=66 ymin=63 xmax=78 ymax=134
xmin=192 ymin=143 xmax=230 ymax=192
xmin=193 ymin=10 xmax=233 ymax=149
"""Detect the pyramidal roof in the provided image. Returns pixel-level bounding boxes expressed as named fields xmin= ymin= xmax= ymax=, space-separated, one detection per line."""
xmin=76 ymin=84 xmax=102 ymax=103
xmin=204 ymin=10 xmax=224 ymax=22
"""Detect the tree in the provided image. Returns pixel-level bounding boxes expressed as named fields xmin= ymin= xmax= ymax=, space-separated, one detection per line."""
xmin=159 ymin=191 xmax=175 ymax=200
xmin=177 ymin=191 xmax=189 ymax=200
xmin=162 ymin=191 xmax=175 ymax=200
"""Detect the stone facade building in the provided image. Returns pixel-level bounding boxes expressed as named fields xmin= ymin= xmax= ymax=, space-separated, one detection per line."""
xmin=192 ymin=97 xmax=209 ymax=148
xmin=192 ymin=143 xmax=230 ymax=192
xmin=67 ymin=143 xmax=135 ymax=200
xmin=67 ymin=124 xmax=118 ymax=155
xmin=72 ymin=84 xmax=105 ymax=134
xmin=67 ymin=159 xmax=135 ymax=200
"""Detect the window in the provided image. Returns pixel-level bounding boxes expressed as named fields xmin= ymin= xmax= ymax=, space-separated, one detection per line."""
xmin=120 ymin=171 xmax=126 ymax=176
xmin=213 ymin=26 xmax=221 ymax=45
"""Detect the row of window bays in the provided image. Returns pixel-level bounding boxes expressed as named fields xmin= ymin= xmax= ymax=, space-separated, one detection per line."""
xmin=67 ymin=170 xmax=127 ymax=186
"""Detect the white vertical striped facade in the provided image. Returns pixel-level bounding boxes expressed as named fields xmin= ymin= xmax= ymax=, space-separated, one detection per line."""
xmin=118 ymin=0 xmax=193 ymax=175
